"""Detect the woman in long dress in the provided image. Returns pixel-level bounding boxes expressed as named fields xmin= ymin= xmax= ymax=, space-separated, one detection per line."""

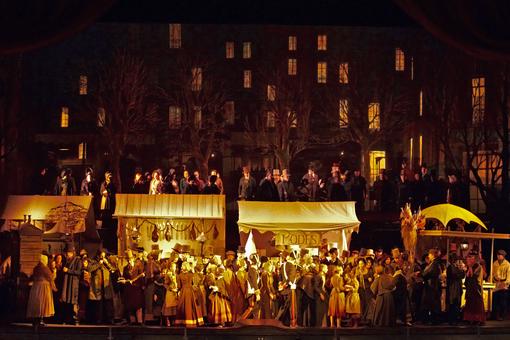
xmin=224 ymin=259 xmax=245 ymax=322
xmin=260 ymin=261 xmax=276 ymax=319
xmin=209 ymin=266 xmax=232 ymax=326
xmin=463 ymin=252 xmax=485 ymax=325
xmin=344 ymin=266 xmax=361 ymax=327
xmin=371 ymin=265 xmax=396 ymax=327
xmin=175 ymin=262 xmax=204 ymax=327
xmin=328 ymin=266 xmax=345 ymax=327
xmin=122 ymin=251 xmax=145 ymax=324
xmin=27 ymin=255 xmax=56 ymax=326
xmin=161 ymin=262 xmax=178 ymax=326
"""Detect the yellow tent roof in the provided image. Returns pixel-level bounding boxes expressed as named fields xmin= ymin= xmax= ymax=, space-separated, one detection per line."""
xmin=237 ymin=201 xmax=360 ymax=233
xmin=421 ymin=203 xmax=487 ymax=230
xmin=114 ymin=194 xmax=225 ymax=219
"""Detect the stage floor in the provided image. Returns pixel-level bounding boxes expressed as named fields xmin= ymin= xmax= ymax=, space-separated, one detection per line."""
xmin=2 ymin=321 xmax=510 ymax=340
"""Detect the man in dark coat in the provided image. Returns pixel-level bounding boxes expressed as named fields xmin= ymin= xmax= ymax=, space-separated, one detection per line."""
xmin=446 ymin=253 xmax=466 ymax=325
xmin=87 ymin=250 xmax=115 ymax=324
xmin=54 ymin=169 xmax=77 ymax=196
xmin=350 ymin=169 xmax=367 ymax=213
xmin=257 ymin=171 xmax=279 ymax=201
xmin=421 ymin=248 xmax=442 ymax=324
xmin=371 ymin=265 xmax=396 ymax=327
xmin=277 ymin=169 xmax=296 ymax=201
xmin=277 ymin=251 xmax=298 ymax=327
xmin=100 ymin=171 xmax=116 ymax=219
xmin=238 ymin=167 xmax=257 ymax=200
xmin=203 ymin=175 xmax=221 ymax=194
xmin=61 ymin=244 xmax=83 ymax=324
xmin=373 ymin=171 xmax=394 ymax=212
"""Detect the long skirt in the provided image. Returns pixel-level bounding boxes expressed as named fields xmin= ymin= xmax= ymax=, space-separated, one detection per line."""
xmin=162 ymin=290 xmax=178 ymax=317
xmin=27 ymin=281 xmax=55 ymax=318
xmin=463 ymin=293 xmax=485 ymax=322
xmin=210 ymin=293 xmax=232 ymax=324
xmin=123 ymin=284 xmax=144 ymax=312
xmin=373 ymin=292 xmax=395 ymax=327
xmin=315 ymin=293 xmax=329 ymax=327
xmin=328 ymin=289 xmax=345 ymax=318
xmin=346 ymin=292 xmax=361 ymax=315
xmin=175 ymin=287 xmax=204 ymax=327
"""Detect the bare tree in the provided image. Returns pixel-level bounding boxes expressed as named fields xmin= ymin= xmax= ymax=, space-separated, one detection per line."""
xmin=164 ymin=53 xmax=229 ymax=178
xmin=317 ymin=51 xmax=412 ymax=179
xmin=92 ymin=50 xmax=159 ymax=192
xmin=245 ymin=67 xmax=312 ymax=170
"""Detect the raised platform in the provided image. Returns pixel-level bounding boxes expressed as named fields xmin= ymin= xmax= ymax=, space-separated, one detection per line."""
xmin=2 ymin=321 xmax=510 ymax=340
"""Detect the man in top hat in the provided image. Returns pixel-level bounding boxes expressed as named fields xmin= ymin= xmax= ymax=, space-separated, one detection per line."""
xmin=144 ymin=246 xmax=162 ymax=321
xmin=492 ymin=249 xmax=510 ymax=320
xmin=241 ymin=253 xmax=261 ymax=319
xmin=278 ymin=169 xmax=296 ymax=202
xmin=100 ymin=171 xmax=116 ymax=220
xmin=257 ymin=170 xmax=280 ymax=201
xmin=278 ymin=249 xmax=298 ymax=327
xmin=87 ymin=248 xmax=115 ymax=324
xmin=421 ymin=248 xmax=442 ymax=324
xmin=238 ymin=166 xmax=257 ymax=201
xmin=61 ymin=243 xmax=83 ymax=325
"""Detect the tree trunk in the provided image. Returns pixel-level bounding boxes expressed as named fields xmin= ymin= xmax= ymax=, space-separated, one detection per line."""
xmin=111 ymin=150 xmax=122 ymax=193
xmin=360 ymin=146 xmax=371 ymax=183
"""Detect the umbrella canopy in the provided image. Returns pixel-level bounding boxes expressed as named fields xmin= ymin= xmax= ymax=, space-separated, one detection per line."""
xmin=421 ymin=203 xmax=487 ymax=230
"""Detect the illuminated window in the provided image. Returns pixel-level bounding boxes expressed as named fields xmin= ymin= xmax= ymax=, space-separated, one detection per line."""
xmin=472 ymin=77 xmax=485 ymax=124
xmin=191 ymin=67 xmax=202 ymax=91
xmin=61 ymin=107 xmax=69 ymax=128
xmin=369 ymin=150 xmax=386 ymax=184
xmin=339 ymin=99 xmax=348 ymax=128
xmin=419 ymin=90 xmax=423 ymax=116
xmin=226 ymin=41 xmax=234 ymax=59
xmin=243 ymin=42 xmax=251 ymax=59
xmin=267 ymin=111 xmax=275 ymax=128
xmin=470 ymin=151 xmax=501 ymax=213
xmin=224 ymin=101 xmax=235 ymax=125
xmin=79 ymin=75 xmax=87 ymax=95
xmin=368 ymin=102 xmax=380 ymax=130
xmin=169 ymin=24 xmax=181 ymax=48
xmin=243 ymin=70 xmax=252 ymax=88
xmin=317 ymin=62 xmax=327 ymax=83
xmin=409 ymin=137 xmax=414 ymax=168
xmin=288 ymin=36 xmax=297 ymax=51
xmin=419 ymin=135 xmax=423 ymax=166
xmin=169 ymin=106 xmax=182 ymax=128
xmin=288 ymin=111 xmax=297 ymax=128
xmin=78 ymin=142 xmax=87 ymax=160
xmin=288 ymin=58 xmax=297 ymax=75
xmin=194 ymin=106 xmax=202 ymax=129
xmin=267 ymin=85 xmax=276 ymax=101
xmin=395 ymin=48 xmax=405 ymax=71
xmin=339 ymin=63 xmax=348 ymax=84
xmin=97 ymin=107 xmax=105 ymax=127
xmin=317 ymin=35 xmax=327 ymax=51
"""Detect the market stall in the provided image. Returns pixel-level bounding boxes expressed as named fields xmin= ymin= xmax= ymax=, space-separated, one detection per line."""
xmin=401 ymin=203 xmax=510 ymax=312
xmin=237 ymin=201 xmax=360 ymax=256
xmin=114 ymin=194 xmax=226 ymax=256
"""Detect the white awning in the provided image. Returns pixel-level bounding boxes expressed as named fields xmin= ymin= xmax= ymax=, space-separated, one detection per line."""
xmin=114 ymin=194 xmax=225 ymax=219
xmin=237 ymin=201 xmax=360 ymax=233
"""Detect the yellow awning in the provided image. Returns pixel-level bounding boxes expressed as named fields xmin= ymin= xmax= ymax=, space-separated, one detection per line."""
xmin=114 ymin=194 xmax=225 ymax=219
xmin=421 ymin=203 xmax=487 ymax=230
xmin=237 ymin=201 xmax=360 ymax=233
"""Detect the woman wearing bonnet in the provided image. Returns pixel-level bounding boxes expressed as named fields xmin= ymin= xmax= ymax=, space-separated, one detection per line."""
xmin=27 ymin=254 xmax=57 ymax=326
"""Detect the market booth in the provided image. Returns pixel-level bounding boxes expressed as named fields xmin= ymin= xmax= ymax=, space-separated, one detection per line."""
xmin=114 ymin=194 xmax=226 ymax=256
xmin=406 ymin=203 xmax=510 ymax=312
xmin=237 ymin=201 xmax=360 ymax=256
xmin=0 ymin=195 xmax=98 ymax=275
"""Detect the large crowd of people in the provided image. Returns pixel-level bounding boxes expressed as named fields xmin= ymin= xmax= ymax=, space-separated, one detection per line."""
xmin=30 ymin=159 xmax=469 ymax=217
xmin=23 ymin=242 xmax=510 ymax=328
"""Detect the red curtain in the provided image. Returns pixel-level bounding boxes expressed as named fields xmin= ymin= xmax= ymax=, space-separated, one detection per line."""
xmin=395 ymin=0 xmax=510 ymax=60
xmin=0 ymin=0 xmax=116 ymax=55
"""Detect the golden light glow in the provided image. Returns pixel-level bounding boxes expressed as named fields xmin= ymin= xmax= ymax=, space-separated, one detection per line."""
xmin=267 ymin=84 xmax=276 ymax=101
xmin=78 ymin=142 xmax=87 ymax=160
xmin=419 ymin=135 xmax=423 ymax=166
xmin=339 ymin=63 xmax=348 ymax=84
xmin=339 ymin=99 xmax=348 ymax=127
xmin=169 ymin=106 xmax=182 ymax=128
xmin=225 ymin=41 xmax=234 ymax=59
xmin=61 ymin=107 xmax=69 ymax=128
xmin=419 ymin=90 xmax=423 ymax=116
xmin=317 ymin=34 xmax=327 ymax=51
xmin=243 ymin=42 xmax=251 ymax=59
xmin=368 ymin=102 xmax=380 ymax=130
xmin=79 ymin=75 xmax=87 ymax=95
xmin=169 ymin=24 xmax=182 ymax=48
xmin=409 ymin=137 xmax=414 ymax=169
xmin=288 ymin=58 xmax=297 ymax=75
xmin=369 ymin=150 xmax=386 ymax=183
xmin=317 ymin=62 xmax=327 ymax=83
xmin=97 ymin=107 xmax=105 ymax=127
xmin=288 ymin=36 xmax=297 ymax=51
xmin=191 ymin=67 xmax=202 ymax=91
xmin=472 ymin=77 xmax=485 ymax=124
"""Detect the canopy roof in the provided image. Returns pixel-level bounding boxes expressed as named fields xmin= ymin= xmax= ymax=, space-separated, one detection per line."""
xmin=0 ymin=195 xmax=94 ymax=235
xmin=421 ymin=203 xmax=487 ymax=230
xmin=114 ymin=194 xmax=225 ymax=219
xmin=237 ymin=201 xmax=360 ymax=233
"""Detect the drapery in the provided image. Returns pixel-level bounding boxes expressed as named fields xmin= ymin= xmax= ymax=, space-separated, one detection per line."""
xmin=0 ymin=0 xmax=115 ymax=54
xmin=395 ymin=0 xmax=510 ymax=60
